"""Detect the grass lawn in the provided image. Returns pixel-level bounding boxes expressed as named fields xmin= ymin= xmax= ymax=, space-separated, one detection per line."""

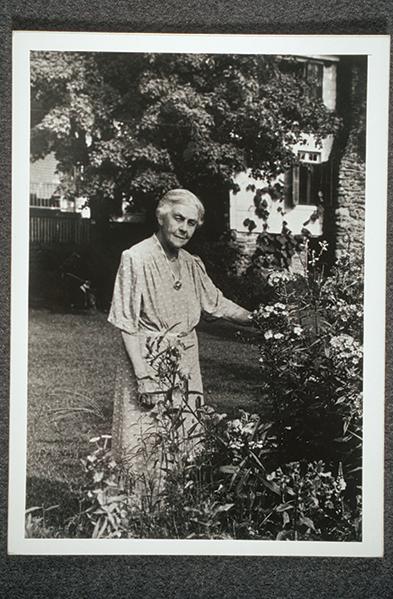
xmin=26 ymin=308 xmax=266 ymax=515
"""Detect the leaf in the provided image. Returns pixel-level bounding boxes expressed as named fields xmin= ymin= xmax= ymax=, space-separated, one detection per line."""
xmin=25 ymin=506 xmax=42 ymax=515
xmin=282 ymin=511 xmax=290 ymax=527
xmin=276 ymin=501 xmax=294 ymax=513
xmin=250 ymin=451 xmax=267 ymax=473
xmin=106 ymin=494 xmax=128 ymax=504
xmin=96 ymin=518 xmax=108 ymax=539
xmin=299 ymin=516 xmax=316 ymax=532
xmin=260 ymin=477 xmax=281 ymax=496
xmin=44 ymin=505 xmax=60 ymax=512
xmin=214 ymin=503 xmax=234 ymax=513
xmin=346 ymin=466 xmax=362 ymax=474
xmin=92 ymin=518 xmax=102 ymax=538
xmin=234 ymin=466 xmax=251 ymax=494
xmin=219 ymin=465 xmax=238 ymax=475
xmin=230 ymin=458 xmax=249 ymax=491
xmin=335 ymin=396 xmax=347 ymax=405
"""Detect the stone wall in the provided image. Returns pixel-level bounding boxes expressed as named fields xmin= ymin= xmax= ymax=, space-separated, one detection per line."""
xmin=335 ymin=157 xmax=366 ymax=257
xmin=334 ymin=58 xmax=367 ymax=258
xmin=228 ymin=231 xmax=307 ymax=276
xmin=228 ymin=231 xmax=256 ymax=275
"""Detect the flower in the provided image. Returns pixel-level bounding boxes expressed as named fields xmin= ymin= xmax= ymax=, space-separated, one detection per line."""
xmin=319 ymin=240 xmax=329 ymax=252
xmin=329 ymin=334 xmax=363 ymax=366
xmin=264 ymin=330 xmax=273 ymax=340
xmin=275 ymin=303 xmax=286 ymax=310
xmin=267 ymin=270 xmax=292 ymax=287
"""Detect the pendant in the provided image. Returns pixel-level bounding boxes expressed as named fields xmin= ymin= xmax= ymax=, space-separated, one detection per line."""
xmin=174 ymin=280 xmax=182 ymax=290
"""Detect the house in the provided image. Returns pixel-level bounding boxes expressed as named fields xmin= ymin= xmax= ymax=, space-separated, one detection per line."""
xmin=227 ymin=54 xmax=367 ymax=270
xmin=30 ymin=153 xmax=91 ymax=245
xmin=30 ymin=153 xmax=90 ymax=215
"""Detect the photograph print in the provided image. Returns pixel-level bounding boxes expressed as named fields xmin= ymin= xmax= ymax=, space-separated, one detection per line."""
xmin=9 ymin=33 xmax=388 ymax=556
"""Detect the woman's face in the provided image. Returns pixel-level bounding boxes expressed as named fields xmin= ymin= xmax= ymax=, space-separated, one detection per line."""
xmin=158 ymin=203 xmax=199 ymax=251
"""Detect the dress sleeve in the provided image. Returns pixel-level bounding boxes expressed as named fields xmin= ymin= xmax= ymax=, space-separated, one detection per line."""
xmin=193 ymin=255 xmax=248 ymax=321
xmin=107 ymin=250 xmax=142 ymax=334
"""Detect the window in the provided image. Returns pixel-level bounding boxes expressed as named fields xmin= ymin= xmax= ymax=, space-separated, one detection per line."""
xmin=278 ymin=58 xmax=324 ymax=100
xmin=298 ymin=151 xmax=321 ymax=163
xmin=295 ymin=163 xmax=323 ymax=205
xmin=286 ymin=153 xmax=331 ymax=207
xmin=304 ymin=62 xmax=324 ymax=100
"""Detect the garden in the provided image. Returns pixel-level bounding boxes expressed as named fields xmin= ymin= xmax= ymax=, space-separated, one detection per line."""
xmin=26 ymin=50 xmax=364 ymax=542
xmin=26 ymin=237 xmax=363 ymax=542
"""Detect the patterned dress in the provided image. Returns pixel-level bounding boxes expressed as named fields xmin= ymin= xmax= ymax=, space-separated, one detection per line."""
xmin=108 ymin=235 xmax=245 ymax=475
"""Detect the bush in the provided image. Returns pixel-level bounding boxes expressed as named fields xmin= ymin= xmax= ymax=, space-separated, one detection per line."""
xmin=27 ymin=240 xmax=363 ymax=541
xmin=251 ymin=241 xmax=363 ymax=512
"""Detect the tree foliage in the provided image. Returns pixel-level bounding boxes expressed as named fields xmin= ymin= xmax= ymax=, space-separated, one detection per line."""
xmin=31 ymin=52 xmax=340 ymax=218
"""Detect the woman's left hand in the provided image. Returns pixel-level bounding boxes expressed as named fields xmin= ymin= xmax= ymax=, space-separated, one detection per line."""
xmin=138 ymin=391 xmax=160 ymax=408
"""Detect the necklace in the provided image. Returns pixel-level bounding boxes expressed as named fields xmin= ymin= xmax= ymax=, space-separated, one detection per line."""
xmin=154 ymin=234 xmax=182 ymax=290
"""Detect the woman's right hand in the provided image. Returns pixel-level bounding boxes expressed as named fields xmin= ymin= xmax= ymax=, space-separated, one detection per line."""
xmin=136 ymin=375 xmax=161 ymax=408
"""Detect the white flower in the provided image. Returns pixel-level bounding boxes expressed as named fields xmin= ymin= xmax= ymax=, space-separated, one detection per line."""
xmin=267 ymin=271 xmax=291 ymax=286
xmin=319 ymin=240 xmax=329 ymax=252
xmin=275 ymin=303 xmax=286 ymax=310
xmin=293 ymin=325 xmax=303 ymax=336
xmin=274 ymin=333 xmax=284 ymax=340
xmin=230 ymin=419 xmax=242 ymax=431
xmin=264 ymin=330 xmax=273 ymax=340
xmin=267 ymin=274 xmax=279 ymax=287
xmin=329 ymin=334 xmax=363 ymax=364
xmin=330 ymin=333 xmax=355 ymax=349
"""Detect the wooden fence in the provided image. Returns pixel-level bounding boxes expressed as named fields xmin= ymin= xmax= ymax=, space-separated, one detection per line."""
xmin=30 ymin=213 xmax=91 ymax=245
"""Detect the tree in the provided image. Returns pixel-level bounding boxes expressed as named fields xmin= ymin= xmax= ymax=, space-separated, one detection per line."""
xmin=31 ymin=51 xmax=340 ymax=230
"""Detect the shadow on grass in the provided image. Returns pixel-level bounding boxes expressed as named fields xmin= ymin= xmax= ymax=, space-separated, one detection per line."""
xmin=197 ymin=318 xmax=260 ymax=344
xmin=200 ymin=355 xmax=273 ymax=419
xmin=200 ymin=355 xmax=262 ymax=385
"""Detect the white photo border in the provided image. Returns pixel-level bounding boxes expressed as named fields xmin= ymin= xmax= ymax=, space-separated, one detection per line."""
xmin=9 ymin=31 xmax=390 ymax=556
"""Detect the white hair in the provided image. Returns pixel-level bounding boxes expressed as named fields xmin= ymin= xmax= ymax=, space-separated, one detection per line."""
xmin=156 ymin=189 xmax=205 ymax=226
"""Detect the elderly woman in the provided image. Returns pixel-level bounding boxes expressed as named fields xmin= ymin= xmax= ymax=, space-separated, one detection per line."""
xmin=108 ymin=189 xmax=250 ymax=473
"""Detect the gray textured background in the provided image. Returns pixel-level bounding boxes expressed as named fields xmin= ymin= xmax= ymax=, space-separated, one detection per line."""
xmin=1 ymin=1 xmax=392 ymax=597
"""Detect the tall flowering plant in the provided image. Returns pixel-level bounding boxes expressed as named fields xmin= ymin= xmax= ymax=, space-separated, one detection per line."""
xmin=252 ymin=241 xmax=363 ymax=504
